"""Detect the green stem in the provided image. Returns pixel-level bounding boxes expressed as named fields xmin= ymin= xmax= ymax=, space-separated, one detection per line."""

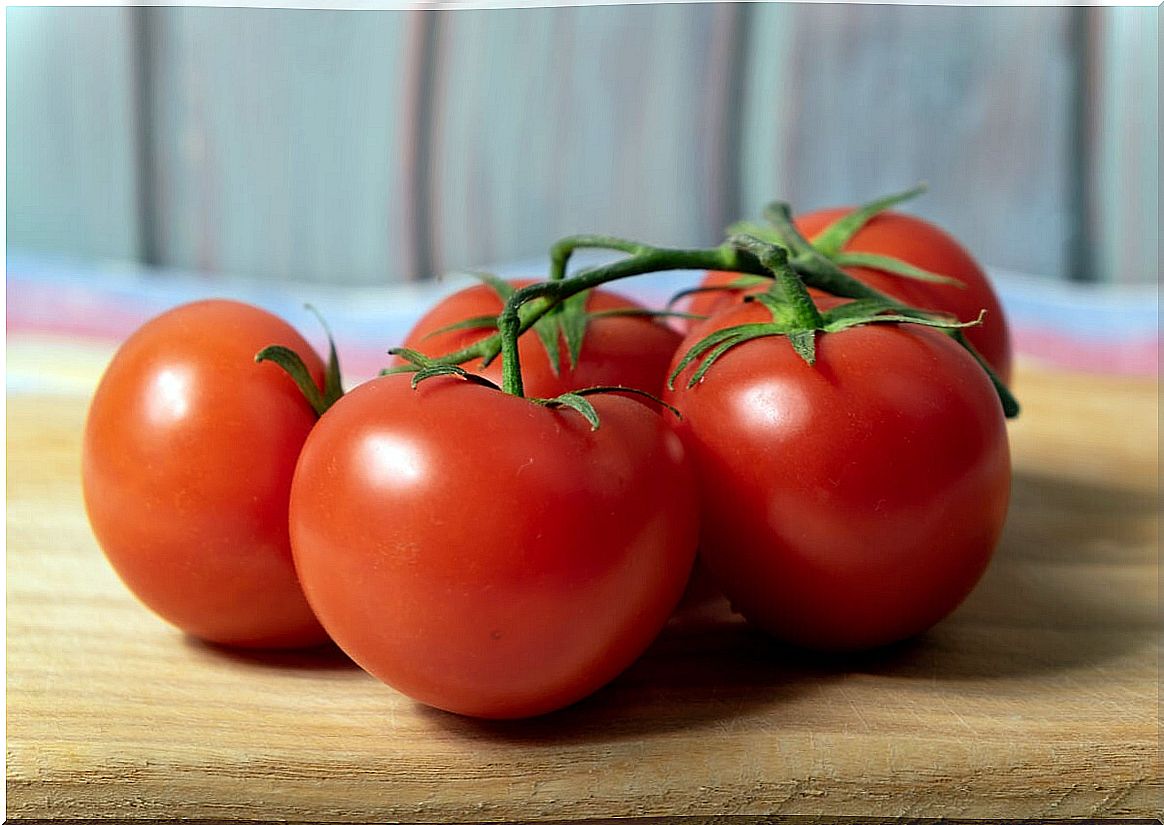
xmin=398 ymin=230 xmax=1018 ymax=416
xmin=730 ymin=234 xmax=823 ymax=329
xmin=497 ymin=292 xmax=526 ymax=396
xmin=497 ymin=248 xmax=751 ymax=396
xmin=433 ymin=235 xmax=909 ymax=368
xmin=439 ymin=243 xmax=759 ymax=374
xmin=791 ymin=253 xmax=888 ymax=301
xmin=548 ymin=234 xmax=654 ymax=281
xmin=497 ymin=280 xmax=562 ymax=396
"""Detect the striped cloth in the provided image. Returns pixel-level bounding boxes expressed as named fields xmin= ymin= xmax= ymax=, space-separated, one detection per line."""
xmin=7 ymin=252 xmax=1158 ymax=396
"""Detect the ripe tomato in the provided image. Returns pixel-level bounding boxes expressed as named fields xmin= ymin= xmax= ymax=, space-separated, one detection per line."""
xmin=398 ymin=280 xmax=682 ymax=396
xmin=684 ymin=270 xmax=773 ymax=324
xmin=799 ymin=209 xmax=1013 ymax=384
xmin=289 ymin=374 xmax=698 ymax=718
xmin=82 ymin=300 xmax=330 ymax=649
xmin=691 ymin=210 xmax=1013 ymax=384
xmin=663 ymin=302 xmax=1011 ymax=650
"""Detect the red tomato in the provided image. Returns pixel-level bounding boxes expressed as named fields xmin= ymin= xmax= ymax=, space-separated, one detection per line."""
xmin=82 ymin=300 xmax=330 ymax=649
xmin=290 ymin=374 xmax=698 ymax=718
xmin=685 ymin=270 xmax=783 ymax=324
xmin=799 ymin=209 xmax=1013 ymax=384
xmin=399 ymin=280 xmax=682 ymax=396
xmin=664 ymin=302 xmax=1011 ymax=650
xmin=691 ymin=210 xmax=1013 ymax=384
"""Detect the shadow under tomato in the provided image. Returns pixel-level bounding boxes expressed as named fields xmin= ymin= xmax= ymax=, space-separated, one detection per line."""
xmin=817 ymin=467 xmax=1158 ymax=683
xmin=182 ymin=635 xmax=358 ymax=671
xmin=414 ymin=607 xmax=849 ymax=744
xmin=422 ymin=468 xmax=1157 ymax=741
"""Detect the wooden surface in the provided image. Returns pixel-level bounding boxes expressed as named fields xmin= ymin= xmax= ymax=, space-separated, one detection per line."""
xmin=6 ymin=363 xmax=1160 ymax=821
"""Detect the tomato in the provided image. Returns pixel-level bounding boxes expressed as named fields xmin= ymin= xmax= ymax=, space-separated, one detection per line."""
xmin=685 ymin=270 xmax=772 ymax=324
xmin=289 ymin=374 xmax=698 ymax=718
xmin=663 ymin=302 xmax=1011 ymax=650
xmin=799 ymin=209 xmax=1013 ymax=384
xmin=691 ymin=210 xmax=1013 ymax=384
xmin=398 ymin=280 xmax=682 ymax=396
xmin=82 ymin=300 xmax=330 ymax=649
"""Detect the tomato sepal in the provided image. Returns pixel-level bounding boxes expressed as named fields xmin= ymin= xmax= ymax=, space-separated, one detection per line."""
xmin=388 ymin=347 xmax=503 ymax=391
xmin=667 ymin=321 xmax=784 ymax=389
xmin=532 ymin=385 xmax=682 ymax=430
xmin=419 ymin=314 xmax=499 ymax=340
xmin=586 ymin=306 xmax=704 ymax=323
xmin=254 ymin=304 xmax=344 ymax=417
xmin=831 ymin=252 xmax=965 ymax=287
xmin=808 ymin=183 xmax=927 ymax=256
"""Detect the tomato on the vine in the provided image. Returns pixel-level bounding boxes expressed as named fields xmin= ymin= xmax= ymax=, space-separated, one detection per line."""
xmin=800 ymin=209 xmax=1013 ymax=384
xmin=289 ymin=374 xmax=698 ymax=718
xmin=82 ymin=300 xmax=330 ymax=649
xmin=691 ymin=210 xmax=1013 ymax=384
xmin=398 ymin=279 xmax=682 ymax=396
xmin=663 ymin=301 xmax=1011 ymax=650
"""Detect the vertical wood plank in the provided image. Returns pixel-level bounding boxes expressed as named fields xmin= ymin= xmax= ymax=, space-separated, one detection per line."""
xmin=740 ymin=5 xmax=1077 ymax=280
xmin=6 ymin=8 xmax=141 ymax=262
xmin=426 ymin=4 xmax=736 ymax=276
xmin=146 ymin=9 xmax=414 ymax=284
xmin=1086 ymin=7 xmax=1159 ymax=284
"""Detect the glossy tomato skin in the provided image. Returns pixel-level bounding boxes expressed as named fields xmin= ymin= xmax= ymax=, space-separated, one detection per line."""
xmin=82 ymin=300 xmax=330 ymax=649
xmin=290 ymin=375 xmax=699 ymax=718
xmin=693 ymin=210 xmax=1013 ymax=384
xmin=399 ymin=280 xmax=682 ymax=396
xmin=664 ymin=302 xmax=1011 ymax=650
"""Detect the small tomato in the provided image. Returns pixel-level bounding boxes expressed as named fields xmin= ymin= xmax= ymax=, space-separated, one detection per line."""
xmin=664 ymin=302 xmax=1011 ymax=650
xmin=82 ymin=300 xmax=330 ymax=649
xmin=290 ymin=375 xmax=699 ymax=718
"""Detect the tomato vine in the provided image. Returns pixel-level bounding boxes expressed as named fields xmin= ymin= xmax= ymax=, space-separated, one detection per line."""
xmin=384 ymin=228 xmax=1019 ymax=419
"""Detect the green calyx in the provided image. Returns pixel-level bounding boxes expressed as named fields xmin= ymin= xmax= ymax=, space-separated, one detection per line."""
xmin=379 ymin=207 xmax=1019 ymax=420
xmin=532 ymin=386 xmax=682 ymax=431
xmin=409 ymin=272 xmax=690 ymax=381
xmin=666 ymin=236 xmax=1015 ymax=416
xmin=809 ymin=183 xmax=928 ymax=256
xmin=439 ymin=273 xmax=593 ymax=374
xmin=721 ymin=184 xmax=964 ymax=293
xmin=255 ymin=304 xmax=345 ymax=417
xmin=388 ymin=347 xmax=502 ymax=391
xmin=666 ymin=235 xmax=826 ymax=389
xmin=389 ymin=344 xmax=678 ymax=432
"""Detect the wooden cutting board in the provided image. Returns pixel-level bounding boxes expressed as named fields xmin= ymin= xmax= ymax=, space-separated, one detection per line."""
xmin=6 ymin=364 xmax=1160 ymax=822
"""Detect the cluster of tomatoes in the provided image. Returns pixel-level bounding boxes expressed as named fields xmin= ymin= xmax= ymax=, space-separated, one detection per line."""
xmin=82 ymin=199 xmax=1015 ymax=720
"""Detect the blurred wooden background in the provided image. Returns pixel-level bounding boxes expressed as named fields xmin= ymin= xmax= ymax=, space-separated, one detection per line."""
xmin=6 ymin=4 xmax=1159 ymax=285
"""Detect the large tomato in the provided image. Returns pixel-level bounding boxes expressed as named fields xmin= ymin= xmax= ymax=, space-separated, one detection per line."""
xmin=663 ymin=302 xmax=1011 ymax=650
xmin=289 ymin=374 xmax=698 ymax=718
xmin=398 ymin=280 xmax=682 ymax=396
xmin=692 ymin=210 xmax=1013 ymax=384
xmin=82 ymin=300 xmax=330 ymax=649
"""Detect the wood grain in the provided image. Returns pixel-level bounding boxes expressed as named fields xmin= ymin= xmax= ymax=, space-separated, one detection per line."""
xmin=6 ymin=364 xmax=1160 ymax=821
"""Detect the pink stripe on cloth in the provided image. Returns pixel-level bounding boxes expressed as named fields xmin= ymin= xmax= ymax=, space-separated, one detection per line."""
xmin=1013 ymin=328 xmax=1158 ymax=376
xmin=8 ymin=254 xmax=1159 ymax=381
xmin=7 ymin=280 xmax=167 ymax=341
